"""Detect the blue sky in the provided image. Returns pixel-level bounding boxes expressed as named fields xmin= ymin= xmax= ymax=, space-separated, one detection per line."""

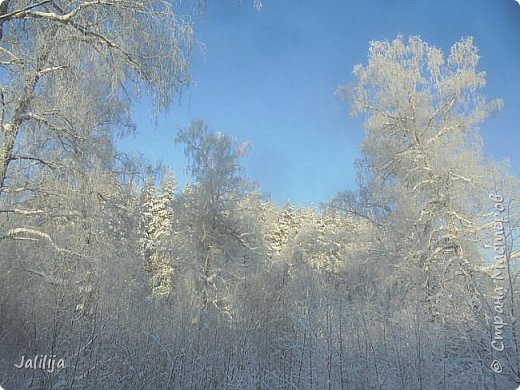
xmin=118 ymin=0 xmax=520 ymax=207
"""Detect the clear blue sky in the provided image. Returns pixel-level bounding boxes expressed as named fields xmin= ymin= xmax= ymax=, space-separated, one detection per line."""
xmin=118 ymin=0 xmax=520 ymax=207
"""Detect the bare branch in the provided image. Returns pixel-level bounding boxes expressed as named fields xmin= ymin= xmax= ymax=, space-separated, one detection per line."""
xmin=9 ymin=154 xmax=55 ymax=169
xmin=0 ymin=208 xmax=46 ymax=216
xmin=0 ymin=0 xmax=53 ymax=22
xmin=22 ymin=267 xmax=66 ymax=286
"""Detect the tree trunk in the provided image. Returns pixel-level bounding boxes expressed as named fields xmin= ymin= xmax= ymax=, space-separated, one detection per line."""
xmin=0 ymin=123 xmax=16 ymax=190
xmin=0 ymin=46 xmax=49 ymax=192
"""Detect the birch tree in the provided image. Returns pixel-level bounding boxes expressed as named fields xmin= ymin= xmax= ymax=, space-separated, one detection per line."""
xmin=337 ymin=35 xmax=509 ymax=321
xmin=175 ymin=119 xmax=255 ymax=320
xmin=0 ymin=0 xmax=194 ymax=266
xmin=0 ymin=0 xmax=194 ymax=191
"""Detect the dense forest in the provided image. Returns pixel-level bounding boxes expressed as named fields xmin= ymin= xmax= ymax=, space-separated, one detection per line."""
xmin=1 ymin=1 xmax=520 ymax=389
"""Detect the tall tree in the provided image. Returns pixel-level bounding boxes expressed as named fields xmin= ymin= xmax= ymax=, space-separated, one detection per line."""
xmin=175 ymin=119 xmax=255 ymax=319
xmin=0 ymin=0 xmax=194 ymax=192
xmin=139 ymin=170 xmax=177 ymax=299
xmin=149 ymin=170 xmax=176 ymax=298
xmin=337 ymin=35 xmax=512 ymax=320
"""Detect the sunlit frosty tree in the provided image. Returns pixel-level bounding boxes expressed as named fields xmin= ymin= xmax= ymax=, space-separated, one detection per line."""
xmin=337 ymin=35 xmax=512 ymax=321
xmin=175 ymin=119 xmax=255 ymax=321
xmin=140 ymin=170 xmax=176 ymax=299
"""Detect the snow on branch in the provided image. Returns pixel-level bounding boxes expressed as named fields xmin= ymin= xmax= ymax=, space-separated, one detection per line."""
xmin=0 ymin=0 xmax=53 ymax=22
xmin=0 ymin=227 xmax=82 ymax=256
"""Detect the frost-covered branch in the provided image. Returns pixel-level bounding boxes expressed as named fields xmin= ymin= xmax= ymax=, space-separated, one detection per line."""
xmin=0 ymin=227 xmax=81 ymax=256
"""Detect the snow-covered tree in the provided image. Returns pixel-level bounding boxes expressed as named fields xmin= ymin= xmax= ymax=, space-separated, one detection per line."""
xmin=0 ymin=0 xmax=194 ymax=194
xmin=140 ymin=174 xmax=156 ymax=259
xmin=337 ymin=35 xmax=512 ymax=321
xmin=139 ymin=170 xmax=176 ymax=299
xmin=265 ymin=202 xmax=299 ymax=258
xmin=151 ymin=169 xmax=176 ymax=241
xmin=175 ymin=119 xmax=255 ymax=320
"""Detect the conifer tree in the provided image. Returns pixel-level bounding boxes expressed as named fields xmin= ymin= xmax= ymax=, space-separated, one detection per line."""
xmin=139 ymin=171 xmax=176 ymax=299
